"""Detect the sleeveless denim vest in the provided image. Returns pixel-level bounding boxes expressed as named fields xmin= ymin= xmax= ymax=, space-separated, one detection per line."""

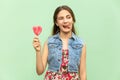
xmin=47 ymin=33 xmax=84 ymax=72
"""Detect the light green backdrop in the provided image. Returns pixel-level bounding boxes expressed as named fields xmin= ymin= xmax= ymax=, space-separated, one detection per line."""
xmin=0 ymin=0 xmax=120 ymax=80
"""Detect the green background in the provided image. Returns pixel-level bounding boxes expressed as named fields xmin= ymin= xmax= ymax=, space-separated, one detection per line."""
xmin=0 ymin=0 xmax=120 ymax=80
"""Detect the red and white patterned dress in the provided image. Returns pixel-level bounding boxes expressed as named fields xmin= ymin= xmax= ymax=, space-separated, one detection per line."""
xmin=45 ymin=49 xmax=79 ymax=80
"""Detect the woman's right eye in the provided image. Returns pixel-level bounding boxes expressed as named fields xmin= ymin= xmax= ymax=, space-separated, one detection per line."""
xmin=57 ymin=17 xmax=63 ymax=20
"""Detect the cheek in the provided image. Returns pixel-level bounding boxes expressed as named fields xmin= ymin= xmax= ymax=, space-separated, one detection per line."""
xmin=71 ymin=20 xmax=74 ymax=24
xmin=57 ymin=22 xmax=63 ymax=26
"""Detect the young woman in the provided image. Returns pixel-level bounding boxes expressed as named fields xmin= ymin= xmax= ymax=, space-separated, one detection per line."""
xmin=33 ymin=5 xmax=86 ymax=80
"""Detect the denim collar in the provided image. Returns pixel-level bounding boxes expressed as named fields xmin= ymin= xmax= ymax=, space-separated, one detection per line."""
xmin=53 ymin=32 xmax=76 ymax=40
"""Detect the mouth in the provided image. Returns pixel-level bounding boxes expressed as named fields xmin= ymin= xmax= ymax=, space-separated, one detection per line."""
xmin=63 ymin=25 xmax=70 ymax=29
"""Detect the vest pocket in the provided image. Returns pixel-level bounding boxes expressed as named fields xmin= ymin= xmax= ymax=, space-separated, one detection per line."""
xmin=70 ymin=43 xmax=83 ymax=65
xmin=48 ymin=43 xmax=59 ymax=62
xmin=71 ymin=43 xmax=83 ymax=49
xmin=48 ymin=43 xmax=59 ymax=49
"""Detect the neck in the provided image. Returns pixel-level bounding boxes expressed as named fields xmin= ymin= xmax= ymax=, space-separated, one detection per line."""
xmin=59 ymin=31 xmax=72 ymax=40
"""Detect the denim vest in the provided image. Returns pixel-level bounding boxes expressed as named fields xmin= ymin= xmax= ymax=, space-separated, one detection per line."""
xmin=47 ymin=33 xmax=84 ymax=72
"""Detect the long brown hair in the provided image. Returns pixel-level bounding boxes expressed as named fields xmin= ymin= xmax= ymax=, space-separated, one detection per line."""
xmin=52 ymin=5 xmax=76 ymax=35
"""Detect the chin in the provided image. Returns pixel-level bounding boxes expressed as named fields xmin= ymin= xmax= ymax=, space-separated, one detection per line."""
xmin=63 ymin=31 xmax=72 ymax=34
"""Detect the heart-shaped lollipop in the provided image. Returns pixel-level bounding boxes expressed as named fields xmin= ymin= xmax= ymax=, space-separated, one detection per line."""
xmin=33 ymin=26 xmax=42 ymax=36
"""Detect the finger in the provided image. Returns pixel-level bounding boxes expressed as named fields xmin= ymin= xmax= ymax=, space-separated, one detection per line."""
xmin=33 ymin=41 xmax=40 ymax=47
xmin=33 ymin=38 xmax=39 ymax=42
xmin=33 ymin=44 xmax=39 ymax=48
xmin=34 ymin=44 xmax=39 ymax=48
xmin=33 ymin=42 xmax=40 ymax=47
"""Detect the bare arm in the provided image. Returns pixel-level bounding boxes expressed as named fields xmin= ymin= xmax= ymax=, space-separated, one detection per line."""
xmin=33 ymin=37 xmax=48 ymax=75
xmin=79 ymin=43 xmax=87 ymax=80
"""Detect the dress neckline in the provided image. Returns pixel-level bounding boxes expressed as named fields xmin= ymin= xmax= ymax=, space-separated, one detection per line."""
xmin=62 ymin=49 xmax=68 ymax=51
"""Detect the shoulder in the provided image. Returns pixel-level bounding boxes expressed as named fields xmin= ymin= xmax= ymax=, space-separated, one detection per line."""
xmin=74 ymin=35 xmax=84 ymax=43
xmin=48 ymin=35 xmax=57 ymax=40
xmin=74 ymin=35 xmax=86 ymax=47
xmin=47 ymin=34 xmax=59 ymax=43
xmin=48 ymin=35 xmax=56 ymax=40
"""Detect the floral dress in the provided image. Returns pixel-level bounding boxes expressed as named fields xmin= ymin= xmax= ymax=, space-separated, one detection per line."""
xmin=45 ymin=49 xmax=79 ymax=80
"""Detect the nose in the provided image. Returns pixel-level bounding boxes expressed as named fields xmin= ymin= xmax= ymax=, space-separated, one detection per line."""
xmin=63 ymin=18 xmax=68 ymax=23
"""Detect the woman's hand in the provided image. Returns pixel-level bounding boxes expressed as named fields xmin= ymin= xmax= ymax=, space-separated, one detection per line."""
xmin=33 ymin=36 xmax=41 ymax=52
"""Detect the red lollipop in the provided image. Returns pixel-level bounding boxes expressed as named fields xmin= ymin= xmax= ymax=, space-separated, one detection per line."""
xmin=33 ymin=26 xmax=42 ymax=36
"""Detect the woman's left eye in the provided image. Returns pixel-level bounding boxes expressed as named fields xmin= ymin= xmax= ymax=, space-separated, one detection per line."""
xmin=67 ymin=16 xmax=71 ymax=19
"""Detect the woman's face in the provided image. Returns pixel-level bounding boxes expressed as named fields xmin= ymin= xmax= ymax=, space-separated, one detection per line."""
xmin=56 ymin=10 xmax=74 ymax=33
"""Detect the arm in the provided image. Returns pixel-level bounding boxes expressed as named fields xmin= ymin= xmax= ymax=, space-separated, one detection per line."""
xmin=79 ymin=43 xmax=87 ymax=80
xmin=33 ymin=37 xmax=48 ymax=75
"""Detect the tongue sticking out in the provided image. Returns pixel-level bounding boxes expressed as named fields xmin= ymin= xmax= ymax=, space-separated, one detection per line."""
xmin=63 ymin=25 xmax=70 ymax=29
xmin=33 ymin=26 xmax=42 ymax=36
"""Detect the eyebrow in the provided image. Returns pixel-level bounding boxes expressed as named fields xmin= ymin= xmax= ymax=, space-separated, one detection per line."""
xmin=66 ymin=15 xmax=71 ymax=17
